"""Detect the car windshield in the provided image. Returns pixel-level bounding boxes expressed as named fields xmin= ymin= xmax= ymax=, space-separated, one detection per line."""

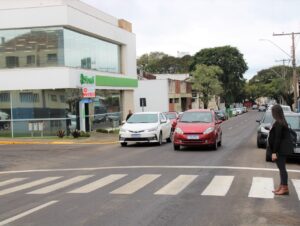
xmin=165 ymin=113 xmax=177 ymax=119
xmin=286 ymin=115 xmax=300 ymax=129
xmin=180 ymin=112 xmax=212 ymax=123
xmin=282 ymin=106 xmax=291 ymax=112
xmin=127 ymin=113 xmax=158 ymax=123
xmin=261 ymin=112 xmax=273 ymax=124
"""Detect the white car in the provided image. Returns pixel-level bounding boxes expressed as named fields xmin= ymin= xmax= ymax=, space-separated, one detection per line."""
xmin=119 ymin=112 xmax=172 ymax=146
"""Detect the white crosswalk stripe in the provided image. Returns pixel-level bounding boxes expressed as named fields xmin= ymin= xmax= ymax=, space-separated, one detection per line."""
xmin=0 ymin=178 xmax=27 ymax=187
xmin=110 ymin=174 xmax=161 ymax=194
xmin=248 ymin=177 xmax=274 ymax=199
xmin=291 ymin=179 xmax=300 ymax=200
xmin=0 ymin=177 xmax=61 ymax=196
xmin=68 ymin=174 xmax=127 ymax=193
xmin=155 ymin=175 xmax=198 ymax=195
xmin=27 ymin=175 xmax=93 ymax=194
xmin=201 ymin=175 xmax=234 ymax=196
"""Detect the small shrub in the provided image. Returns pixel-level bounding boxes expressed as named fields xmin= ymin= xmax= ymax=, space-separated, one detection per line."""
xmin=80 ymin=131 xmax=90 ymax=137
xmin=71 ymin=129 xmax=81 ymax=138
xmin=57 ymin=129 xmax=65 ymax=138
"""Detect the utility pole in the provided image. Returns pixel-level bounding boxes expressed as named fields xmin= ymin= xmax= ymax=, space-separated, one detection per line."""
xmin=273 ymin=32 xmax=300 ymax=111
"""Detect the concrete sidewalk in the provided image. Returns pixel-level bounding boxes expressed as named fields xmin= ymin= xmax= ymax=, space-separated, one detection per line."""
xmin=0 ymin=132 xmax=119 ymax=145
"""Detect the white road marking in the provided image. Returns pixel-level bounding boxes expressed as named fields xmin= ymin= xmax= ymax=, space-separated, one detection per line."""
xmin=248 ymin=177 xmax=274 ymax=199
xmin=201 ymin=175 xmax=234 ymax=196
xmin=110 ymin=174 xmax=160 ymax=194
xmin=0 ymin=177 xmax=61 ymax=196
xmin=0 ymin=178 xmax=27 ymax=187
xmin=155 ymin=175 xmax=198 ymax=195
xmin=228 ymin=127 xmax=233 ymax=130
xmin=0 ymin=200 xmax=58 ymax=226
xmin=2 ymin=165 xmax=299 ymax=174
xmin=68 ymin=174 xmax=127 ymax=193
xmin=27 ymin=175 xmax=93 ymax=194
xmin=291 ymin=179 xmax=300 ymax=200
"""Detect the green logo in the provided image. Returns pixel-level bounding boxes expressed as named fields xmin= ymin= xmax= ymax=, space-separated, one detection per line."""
xmin=80 ymin=74 xmax=95 ymax=85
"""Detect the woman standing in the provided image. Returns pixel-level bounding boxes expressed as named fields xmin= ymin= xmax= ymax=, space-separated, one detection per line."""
xmin=268 ymin=105 xmax=294 ymax=195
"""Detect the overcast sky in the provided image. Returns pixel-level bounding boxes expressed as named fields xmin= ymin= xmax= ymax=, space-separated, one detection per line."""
xmin=82 ymin=0 xmax=300 ymax=80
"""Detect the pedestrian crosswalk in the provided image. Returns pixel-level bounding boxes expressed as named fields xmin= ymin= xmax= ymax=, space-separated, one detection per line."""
xmin=0 ymin=174 xmax=299 ymax=200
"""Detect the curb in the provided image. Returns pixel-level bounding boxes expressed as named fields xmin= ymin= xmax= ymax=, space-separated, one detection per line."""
xmin=0 ymin=140 xmax=119 ymax=145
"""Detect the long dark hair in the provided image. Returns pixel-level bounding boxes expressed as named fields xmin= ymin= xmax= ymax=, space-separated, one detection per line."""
xmin=271 ymin=105 xmax=288 ymax=127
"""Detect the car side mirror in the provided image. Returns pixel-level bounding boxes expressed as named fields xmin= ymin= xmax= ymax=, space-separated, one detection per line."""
xmin=172 ymin=121 xmax=177 ymax=127
xmin=121 ymin=120 xmax=126 ymax=125
xmin=256 ymin=119 xmax=261 ymax=123
xmin=216 ymin=120 xmax=222 ymax=125
xmin=264 ymin=126 xmax=270 ymax=130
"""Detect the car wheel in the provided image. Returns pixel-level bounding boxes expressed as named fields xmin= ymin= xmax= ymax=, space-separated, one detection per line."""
xmin=120 ymin=142 xmax=127 ymax=147
xmin=166 ymin=131 xmax=172 ymax=143
xmin=157 ymin=132 xmax=162 ymax=145
xmin=174 ymin=144 xmax=180 ymax=151
xmin=257 ymin=138 xmax=263 ymax=148
xmin=218 ymin=136 xmax=222 ymax=147
xmin=212 ymin=140 xmax=218 ymax=150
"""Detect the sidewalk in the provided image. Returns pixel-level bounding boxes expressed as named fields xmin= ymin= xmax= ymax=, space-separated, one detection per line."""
xmin=0 ymin=132 xmax=119 ymax=145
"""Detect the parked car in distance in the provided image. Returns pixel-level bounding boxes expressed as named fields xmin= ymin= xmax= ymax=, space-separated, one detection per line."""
xmin=119 ymin=112 xmax=172 ymax=147
xmin=258 ymin=105 xmax=267 ymax=112
xmin=256 ymin=110 xmax=273 ymax=148
xmin=215 ymin=110 xmax=227 ymax=121
xmin=172 ymin=109 xmax=222 ymax=151
xmin=164 ymin=111 xmax=178 ymax=132
xmin=252 ymin=104 xmax=258 ymax=110
xmin=265 ymin=112 xmax=300 ymax=161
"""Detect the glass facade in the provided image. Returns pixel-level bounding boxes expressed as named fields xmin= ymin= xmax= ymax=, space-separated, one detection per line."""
xmin=0 ymin=27 xmax=121 ymax=73
xmin=0 ymin=89 xmax=122 ymax=137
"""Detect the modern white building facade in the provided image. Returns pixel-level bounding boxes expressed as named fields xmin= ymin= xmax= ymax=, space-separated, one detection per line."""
xmin=0 ymin=0 xmax=137 ymax=136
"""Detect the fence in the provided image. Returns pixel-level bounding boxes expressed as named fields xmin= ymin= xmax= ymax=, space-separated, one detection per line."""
xmin=0 ymin=112 xmax=121 ymax=138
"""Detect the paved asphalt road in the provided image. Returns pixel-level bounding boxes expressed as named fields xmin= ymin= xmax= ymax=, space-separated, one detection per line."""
xmin=0 ymin=110 xmax=299 ymax=226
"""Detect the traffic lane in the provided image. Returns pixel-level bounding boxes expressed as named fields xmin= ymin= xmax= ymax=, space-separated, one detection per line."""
xmin=1 ymin=168 xmax=299 ymax=226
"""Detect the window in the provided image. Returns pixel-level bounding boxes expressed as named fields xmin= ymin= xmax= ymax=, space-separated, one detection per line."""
xmin=174 ymin=98 xmax=179 ymax=103
xmin=20 ymin=93 xmax=39 ymax=103
xmin=26 ymin=55 xmax=35 ymax=65
xmin=50 ymin=95 xmax=57 ymax=102
xmin=0 ymin=92 xmax=10 ymax=102
xmin=169 ymin=99 xmax=173 ymax=104
xmin=47 ymin=54 xmax=57 ymax=63
xmin=59 ymin=95 xmax=65 ymax=103
xmin=6 ymin=56 xmax=19 ymax=68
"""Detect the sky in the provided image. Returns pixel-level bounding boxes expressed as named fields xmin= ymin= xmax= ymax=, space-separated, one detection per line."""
xmin=82 ymin=0 xmax=300 ymax=80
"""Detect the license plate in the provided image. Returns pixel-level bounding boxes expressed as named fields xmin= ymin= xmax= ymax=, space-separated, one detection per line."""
xmin=187 ymin=135 xmax=199 ymax=140
xmin=294 ymin=148 xmax=300 ymax=154
xmin=131 ymin=134 xmax=141 ymax=138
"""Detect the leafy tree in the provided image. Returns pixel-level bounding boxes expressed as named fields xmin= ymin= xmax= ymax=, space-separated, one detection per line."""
xmin=190 ymin=64 xmax=223 ymax=109
xmin=137 ymin=52 xmax=193 ymax=74
xmin=191 ymin=46 xmax=248 ymax=106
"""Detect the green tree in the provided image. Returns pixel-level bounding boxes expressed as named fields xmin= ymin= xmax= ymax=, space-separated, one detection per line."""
xmin=137 ymin=52 xmax=192 ymax=74
xmin=190 ymin=64 xmax=223 ymax=109
xmin=191 ymin=46 xmax=248 ymax=106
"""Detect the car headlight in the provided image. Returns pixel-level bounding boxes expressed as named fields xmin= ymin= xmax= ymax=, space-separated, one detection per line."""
xmin=120 ymin=128 xmax=127 ymax=132
xmin=146 ymin=126 xmax=158 ymax=132
xmin=203 ymin=127 xmax=214 ymax=134
xmin=261 ymin=126 xmax=270 ymax=134
xmin=175 ymin=127 xmax=184 ymax=135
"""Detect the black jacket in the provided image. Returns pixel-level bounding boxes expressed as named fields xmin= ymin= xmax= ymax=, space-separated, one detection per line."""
xmin=268 ymin=121 xmax=294 ymax=155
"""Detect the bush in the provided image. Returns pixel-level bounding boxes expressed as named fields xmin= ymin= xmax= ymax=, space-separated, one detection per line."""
xmin=57 ymin=129 xmax=65 ymax=138
xmin=80 ymin=131 xmax=90 ymax=137
xmin=71 ymin=129 xmax=81 ymax=138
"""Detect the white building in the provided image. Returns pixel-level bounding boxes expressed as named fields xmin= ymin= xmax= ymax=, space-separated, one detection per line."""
xmin=0 ymin=0 xmax=137 ymax=136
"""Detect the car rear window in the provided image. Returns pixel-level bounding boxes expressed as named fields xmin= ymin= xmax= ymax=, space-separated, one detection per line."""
xmin=165 ymin=113 xmax=177 ymax=119
xmin=286 ymin=115 xmax=300 ymax=129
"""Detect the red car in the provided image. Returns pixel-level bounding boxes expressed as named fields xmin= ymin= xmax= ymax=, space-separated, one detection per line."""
xmin=164 ymin=111 xmax=178 ymax=132
xmin=172 ymin=109 xmax=222 ymax=150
